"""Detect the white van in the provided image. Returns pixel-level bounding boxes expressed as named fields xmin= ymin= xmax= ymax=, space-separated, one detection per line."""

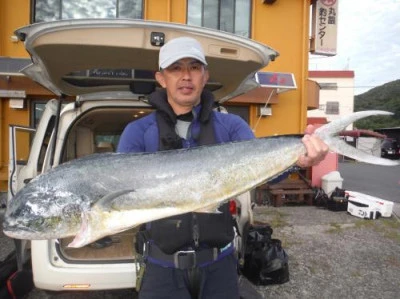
xmin=8 ymin=19 xmax=278 ymax=291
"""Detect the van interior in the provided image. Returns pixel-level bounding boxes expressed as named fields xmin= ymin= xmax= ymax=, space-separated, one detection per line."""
xmin=58 ymin=105 xmax=153 ymax=262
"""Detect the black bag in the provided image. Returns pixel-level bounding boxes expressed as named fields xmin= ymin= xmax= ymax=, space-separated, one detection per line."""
xmin=241 ymin=224 xmax=289 ymax=285
xmin=3 ymin=270 xmax=34 ymax=299
xmin=313 ymin=188 xmax=329 ymax=207
xmin=258 ymin=239 xmax=289 ymax=285
xmin=0 ymin=251 xmax=18 ymax=287
xmin=0 ymin=250 xmax=34 ymax=299
xmin=327 ymin=187 xmax=349 ymax=211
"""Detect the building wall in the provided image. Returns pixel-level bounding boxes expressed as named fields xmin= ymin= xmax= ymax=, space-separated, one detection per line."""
xmin=144 ymin=0 xmax=187 ymax=22
xmin=0 ymin=0 xmax=30 ymax=57
xmin=250 ymin=1 xmax=311 ymax=137
xmin=308 ymin=70 xmax=355 ymax=128
xmin=0 ymin=0 xmax=316 ymax=191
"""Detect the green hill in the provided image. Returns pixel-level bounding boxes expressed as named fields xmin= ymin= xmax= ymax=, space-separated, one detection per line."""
xmin=354 ymin=79 xmax=400 ymax=129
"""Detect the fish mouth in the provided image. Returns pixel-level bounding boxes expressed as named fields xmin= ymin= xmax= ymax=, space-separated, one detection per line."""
xmin=3 ymin=224 xmax=34 ymax=233
xmin=2 ymin=219 xmax=38 ymax=238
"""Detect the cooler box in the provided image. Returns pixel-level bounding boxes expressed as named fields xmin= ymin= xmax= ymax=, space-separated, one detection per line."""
xmin=347 ymin=191 xmax=394 ymax=218
xmin=347 ymin=195 xmax=380 ymax=219
xmin=321 ymin=171 xmax=343 ymax=196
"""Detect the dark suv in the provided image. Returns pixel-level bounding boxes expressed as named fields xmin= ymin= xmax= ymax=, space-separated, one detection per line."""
xmin=381 ymin=138 xmax=400 ymax=159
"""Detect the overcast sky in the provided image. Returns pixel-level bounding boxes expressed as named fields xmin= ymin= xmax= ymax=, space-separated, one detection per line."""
xmin=309 ymin=0 xmax=400 ymax=95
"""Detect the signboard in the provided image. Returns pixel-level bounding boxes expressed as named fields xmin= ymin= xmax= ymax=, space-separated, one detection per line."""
xmin=0 ymin=90 xmax=26 ymax=98
xmin=255 ymin=72 xmax=297 ymax=93
xmin=89 ymin=69 xmax=132 ymax=78
xmin=311 ymin=0 xmax=339 ymax=56
xmin=67 ymin=69 xmax=154 ymax=79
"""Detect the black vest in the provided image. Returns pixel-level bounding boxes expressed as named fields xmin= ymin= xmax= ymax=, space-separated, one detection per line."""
xmin=147 ymin=90 xmax=235 ymax=254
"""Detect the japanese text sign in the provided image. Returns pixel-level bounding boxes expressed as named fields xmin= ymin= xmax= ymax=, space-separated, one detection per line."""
xmin=311 ymin=0 xmax=339 ymax=56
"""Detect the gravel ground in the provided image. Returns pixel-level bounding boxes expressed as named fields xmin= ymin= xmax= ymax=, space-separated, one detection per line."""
xmin=253 ymin=205 xmax=400 ymax=299
xmin=0 ymin=209 xmax=14 ymax=262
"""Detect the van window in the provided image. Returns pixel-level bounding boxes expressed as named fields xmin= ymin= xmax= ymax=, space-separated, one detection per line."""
xmin=95 ymin=135 xmax=120 ymax=152
xmin=32 ymin=101 xmax=68 ymax=128
xmin=12 ymin=128 xmax=34 ymax=166
xmin=33 ymin=102 xmax=46 ymax=128
xmin=37 ymin=115 xmax=56 ymax=172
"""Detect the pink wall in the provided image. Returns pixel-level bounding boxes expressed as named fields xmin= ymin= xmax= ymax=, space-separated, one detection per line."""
xmin=311 ymin=152 xmax=338 ymax=187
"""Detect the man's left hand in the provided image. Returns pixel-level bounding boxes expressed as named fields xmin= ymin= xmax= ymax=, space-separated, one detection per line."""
xmin=296 ymin=125 xmax=329 ymax=168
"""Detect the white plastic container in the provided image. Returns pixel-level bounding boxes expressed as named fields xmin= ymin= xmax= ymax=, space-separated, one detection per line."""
xmin=321 ymin=171 xmax=343 ymax=196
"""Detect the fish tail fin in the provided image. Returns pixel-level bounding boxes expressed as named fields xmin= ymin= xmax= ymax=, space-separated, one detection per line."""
xmin=315 ymin=111 xmax=400 ymax=166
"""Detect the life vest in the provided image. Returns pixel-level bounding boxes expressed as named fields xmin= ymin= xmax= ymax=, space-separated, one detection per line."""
xmin=147 ymin=89 xmax=235 ymax=254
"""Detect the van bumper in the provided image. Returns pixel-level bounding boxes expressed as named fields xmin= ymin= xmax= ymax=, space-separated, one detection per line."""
xmin=31 ymin=240 xmax=136 ymax=291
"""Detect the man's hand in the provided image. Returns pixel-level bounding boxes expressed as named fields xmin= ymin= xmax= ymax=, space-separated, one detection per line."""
xmin=296 ymin=125 xmax=329 ymax=168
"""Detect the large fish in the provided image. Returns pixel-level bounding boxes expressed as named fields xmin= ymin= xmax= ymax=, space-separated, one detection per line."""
xmin=3 ymin=111 xmax=399 ymax=247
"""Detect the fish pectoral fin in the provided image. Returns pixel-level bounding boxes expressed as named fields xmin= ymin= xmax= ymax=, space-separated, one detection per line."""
xmin=68 ymin=210 xmax=109 ymax=248
xmin=93 ymin=189 xmax=137 ymax=210
xmin=67 ymin=212 xmax=89 ymax=248
xmin=194 ymin=203 xmax=222 ymax=214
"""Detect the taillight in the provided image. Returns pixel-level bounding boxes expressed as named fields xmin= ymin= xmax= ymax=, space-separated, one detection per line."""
xmin=229 ymin=200 xmax=237 ymax=215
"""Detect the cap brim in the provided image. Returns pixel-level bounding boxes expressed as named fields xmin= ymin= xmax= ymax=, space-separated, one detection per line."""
xmin=160 ymin=54 xmax=208 ymax=69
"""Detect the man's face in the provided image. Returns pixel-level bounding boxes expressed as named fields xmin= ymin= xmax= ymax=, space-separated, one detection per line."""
xmin=155 ymin=58 xmax=209 ymax=111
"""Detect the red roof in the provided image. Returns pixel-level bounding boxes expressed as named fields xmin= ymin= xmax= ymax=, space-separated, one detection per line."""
xmin=309 ymin=70 xmax=355 ymax=78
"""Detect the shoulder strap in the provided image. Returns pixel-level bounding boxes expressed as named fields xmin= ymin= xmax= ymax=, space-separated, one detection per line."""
xmin=197 ymin=90 xmax=217 ymax=145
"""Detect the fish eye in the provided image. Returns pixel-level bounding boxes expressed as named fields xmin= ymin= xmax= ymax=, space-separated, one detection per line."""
xmin=29 ymin=217 xmax=45 ymax=229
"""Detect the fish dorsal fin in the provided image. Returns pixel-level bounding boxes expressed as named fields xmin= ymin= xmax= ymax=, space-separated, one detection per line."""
xmin=93 ymin=189 xmax=136 ymax=210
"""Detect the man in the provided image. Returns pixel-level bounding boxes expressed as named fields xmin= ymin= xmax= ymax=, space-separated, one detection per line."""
xmin=117 ymin=37 xmax=328 ymax=298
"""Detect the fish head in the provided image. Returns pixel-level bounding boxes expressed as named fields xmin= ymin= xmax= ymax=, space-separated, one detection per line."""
xmin=3 ymin=188 xmax=87 ymax=240
xmin=3 ymin=208 xmax=62 ymax=240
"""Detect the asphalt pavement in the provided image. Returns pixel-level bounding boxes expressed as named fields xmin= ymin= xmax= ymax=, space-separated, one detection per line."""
xmin=1 ymin=161 xmax=399 ymax=298
xmin=338 ymin=161 xmax=400 ymax=204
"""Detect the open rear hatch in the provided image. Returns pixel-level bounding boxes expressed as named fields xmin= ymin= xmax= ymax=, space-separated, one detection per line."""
xmin=16 ymin=18 xmax=278 ymax=102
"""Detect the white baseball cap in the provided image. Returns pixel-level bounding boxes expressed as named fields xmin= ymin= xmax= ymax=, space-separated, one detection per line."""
xmin=158 ymin=37 xmax=208 ymax=69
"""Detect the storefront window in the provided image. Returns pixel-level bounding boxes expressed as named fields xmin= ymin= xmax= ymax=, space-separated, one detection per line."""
xmin=326 ymin=101 xmax=340 ymax=115
xmin=225 ymin=105 xmax=250 ymax=123
xmin=33 ymin=102 xmax=46 ymax=128
xmin=32 ymin=101 xmax=70 ymax=128
xmin=187 ymin=0 xmax=251 ymax=37
xmin=33 ymin=0 xmax=143 ymax=23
